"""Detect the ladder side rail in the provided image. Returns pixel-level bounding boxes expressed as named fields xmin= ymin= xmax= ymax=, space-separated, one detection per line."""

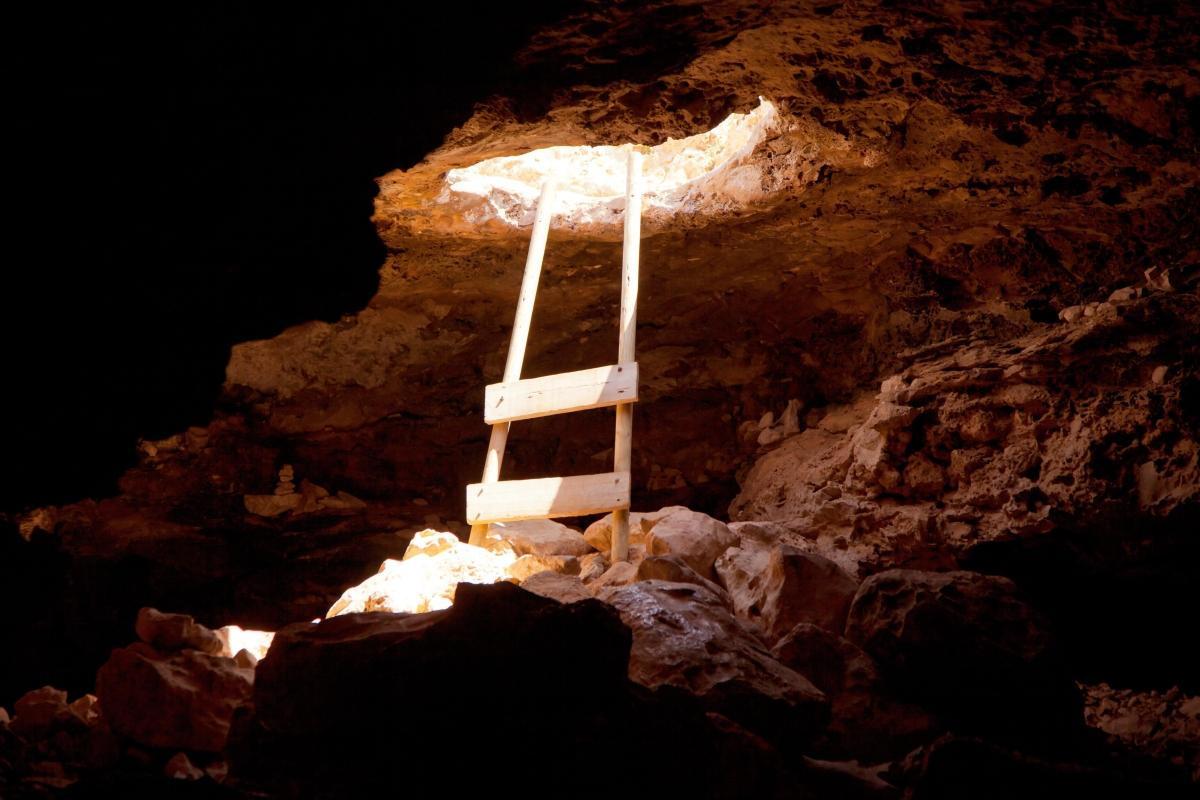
xmin=468 ymin=180 xmax=557 ymax=546
xmin=611 ymin=148 xmax=643 ymax=562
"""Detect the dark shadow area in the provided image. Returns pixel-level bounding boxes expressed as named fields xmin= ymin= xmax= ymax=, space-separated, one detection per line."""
xmin=962 ymin=506 xmax=1200 ymax=692
xmin=6 ymin=4 xmax=574 ymax=513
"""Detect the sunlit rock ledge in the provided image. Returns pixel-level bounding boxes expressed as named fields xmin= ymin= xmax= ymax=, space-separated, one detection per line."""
xmin=443 ymin=98 xmax=780 ymax=233
xmin=372 ymin=97 xmax=841 ymax=241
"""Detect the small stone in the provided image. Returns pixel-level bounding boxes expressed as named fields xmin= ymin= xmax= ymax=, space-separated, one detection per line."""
xmin=1151 ymin=365 xmax=1169 ymax=384
xmin=244 ymin=493 xmax=301 ymax=517
xmin=757 ymin=426 xmax=784 ymax=446
xmin=67 ymin=694 xmax=102 ymax=727
xmin=11 ymin=686 xmax=69 ymax=737
xmin=0 ymin=706 xmax=9 ymax=725
xmin=136 ymin=607 xmax=224 ymax=655
xmin=278 ymin=464 xmax=295 ymax=479
xmin=590 ymin=560 xmax=638 ymax=591
xmin=164 ymin=752 xmax=204 ymax=781
xmin=1058 ymin=305 xmax=1083 ymax=322
xmin=579 ymin=552 xmax=609 ymax=582
xmin=205 ymin=760 xmax=229 ymax=783
xmin=1144 ymin=266 xmax=1174 ymax=291
xmin=233 ymin=649 xmax=259 ymax=669
xmin=402 ymin=529 xmax=460 ymax=560
xmin=1107 ymin=286 xmax=1140 ymax=303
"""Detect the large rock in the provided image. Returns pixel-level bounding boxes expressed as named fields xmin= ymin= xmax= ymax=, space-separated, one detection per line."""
xmin=597 ymin=580 xmax=827 ymax=744
xmin=636 ymin=553 xmax=729 ymax=600
xmin=487 ymin=518 xmax=591 ymax=557
xmin=644 ymin=509 xmax=738 ymax=578
xmin=134 ymin=607 xmax=223 ymax=655
xmin=773 ymin=623 xmax=938 ymax=761
xmin=326 ymin=528 xmax=514 ymax=616
xmin=759 ymin=546 xmax=858 ymax=642
xmin=230 ymin=582 xmax=802 ymax=796
xmin=715 ymin=527 xmax=859 ymax=642
xmin=582 ymin=506 xmax=688 ymax=554
xmin=845 ymin=570 xmax=1081 ymax=743
xmin=517 ymin=571 xmax=592 ymax=604
xmin=96 ymin=642 xmax=253 ymax=752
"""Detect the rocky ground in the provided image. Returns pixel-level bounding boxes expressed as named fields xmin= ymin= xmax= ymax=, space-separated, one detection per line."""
xmin=3 ymin=0 xmax=1198 ymax=796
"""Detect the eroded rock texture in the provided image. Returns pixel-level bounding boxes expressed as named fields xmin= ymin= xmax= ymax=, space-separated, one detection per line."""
xmin=4 ymin=0 xmax=1199 ymax=794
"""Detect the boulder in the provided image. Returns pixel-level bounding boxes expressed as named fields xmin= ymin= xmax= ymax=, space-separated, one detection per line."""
xmin=487 ymin=518 xmax=591 ymax=557
xmin=636 ymin=554 xmax=729 ymax=600
xmin=589 ymin=560 xmax=638 ymax=591
xmin=518 ymin=571 xmax=592 ymax=604
xmin=326 ymin=528 xmax=514 ymax=616
xmin=715 ymin=539 xmax=774 ymax=621
xmin=135 ymin=607 xmax=224 ymax=655
xmin=578 ymin=551 xmax=609 ymax=582
xmin=230 ymin=582 xmax=800 ymax=796
xmin=583 ymin=505 xmax=689 ymax=554
xmin=845 ymin=570 xmax=1081 ymax=743
xmin=773 ymin=623 xmax=938 ymax=760
xmin=505 ymin=553 xmax=580 ymax=582
xmin=597 ymin=580 xmax=827 ymax=744
xmin=759 ymin=546 xmax=858 ymax=642
xmin=10 ymin=686 xmax=69 ymax=738
xmin=164 ymin=752 xmax=204 ymax=781
xmin=645 ymin=509 xmax=738 ymax=578
xmin=96 ymin=643 xmax=253 ymax=752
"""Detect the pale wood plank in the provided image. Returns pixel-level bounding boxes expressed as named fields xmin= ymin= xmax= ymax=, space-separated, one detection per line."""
xmin=484 ymin=362 xmax=638 ymax=424
xmin=466 ymin=472 xmax=631 ymax=525
xmin=612 ymin=148 xmax=643 ymax=562
xmin=468 ymin=180 xmax=557 ymax=547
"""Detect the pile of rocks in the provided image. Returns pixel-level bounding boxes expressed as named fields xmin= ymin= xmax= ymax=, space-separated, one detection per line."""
xmin=1 ymin=607 xmax=270 ymax=794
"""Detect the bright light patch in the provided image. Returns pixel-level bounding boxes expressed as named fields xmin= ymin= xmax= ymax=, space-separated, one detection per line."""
xmin=444 ymin=98 xmax=778 ymax=227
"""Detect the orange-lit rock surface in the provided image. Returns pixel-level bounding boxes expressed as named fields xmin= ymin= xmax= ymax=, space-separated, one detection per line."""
xmin=5 ymin=2 xmax=1199 ymax=795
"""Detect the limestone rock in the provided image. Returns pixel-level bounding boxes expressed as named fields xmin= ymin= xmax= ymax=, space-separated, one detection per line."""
xmin=96 ymin=642 xmax=253 ymax=752
xmin=327 ymin=529 xmax=515 ymax=616
xmin=164 ymin=752 xmax=204 ymax=781
xmin=402 ymin=528 xmax=461 ymax=559
xmin=589 ymin=560 xmax=638 ymax=591
xmin=583 ymin=506 xmax=688 ymax=554
xmin=636 ymin=554 xmax=729 ymax=600
xmin=645 ymin=508 xmax=737 ymax=578
xmin=10 ymin=686 xmax=69 ymax=738
xmin=597 ymin=580 xmax=827 ymax=743
xmin=487 ymin=518 xmax=591 ymax=557
xmin=505 ymin=553 xmax=580 ymax=582
xmin=578 ymin=551 xmax=609 ymax=582
xmin=232 ymin=582 xmax=793 ymax=796
xmin=517 ymin=571 xmax=592 ymax=604
xmin=758 ymin=546 xmax=859 ymax=642
xmin=243 ymin=492 xmax=301 ymax=517
xmin=774 ymin=623 xmax=938 ymax=761
xmin=135 ymin=607 xmax=224 ymax=655
xmin=714 ymin=541 xmax=773 ymax=623
xmin=845 ymin=570 xmax=1081 ymax=741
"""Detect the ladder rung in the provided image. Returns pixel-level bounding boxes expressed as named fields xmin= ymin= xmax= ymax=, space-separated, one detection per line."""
xmin=484 ymin=362 xmax=638 ymax=424
xmin=466 ymin=471 xmax=630 ymax=525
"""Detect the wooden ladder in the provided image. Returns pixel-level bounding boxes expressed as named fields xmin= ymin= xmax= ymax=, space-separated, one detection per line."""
xmin=466 ymin=148 xmax=644 ymax=562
